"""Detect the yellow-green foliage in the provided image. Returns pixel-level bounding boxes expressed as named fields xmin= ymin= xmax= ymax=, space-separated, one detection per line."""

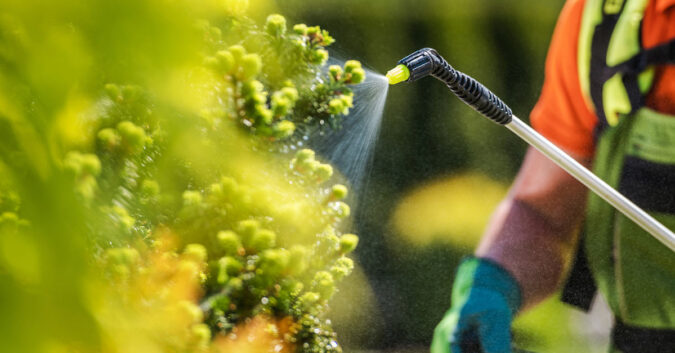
xmin=0 ymin=1 xmax=364 ymax=352
xmin=391 ymin=173 xmax=508 ymax=249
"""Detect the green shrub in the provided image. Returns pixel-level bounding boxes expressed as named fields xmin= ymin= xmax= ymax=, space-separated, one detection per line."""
xmin=0 ymin=1 xmax=365 ymax=352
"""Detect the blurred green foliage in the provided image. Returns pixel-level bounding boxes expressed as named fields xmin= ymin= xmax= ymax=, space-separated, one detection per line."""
xmin=0 ymin=0 xmax=373 ymax=352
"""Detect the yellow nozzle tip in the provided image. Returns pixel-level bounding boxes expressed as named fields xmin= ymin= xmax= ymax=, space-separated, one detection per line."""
xmin=386 ymin=64 xmax=410 ymax=85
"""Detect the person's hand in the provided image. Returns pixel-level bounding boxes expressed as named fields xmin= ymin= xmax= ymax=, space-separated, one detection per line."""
xmin=431 ymin=257 xmax=521 ymax=353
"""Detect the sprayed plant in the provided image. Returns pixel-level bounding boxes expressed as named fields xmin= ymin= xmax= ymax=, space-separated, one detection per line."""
xmin=0 ymin=1 xmax=367 ymax=352
xmin=96 ymin=15 xmax=365 ymax=353
xmin=199 ymin=14 xmax=365 ymax=139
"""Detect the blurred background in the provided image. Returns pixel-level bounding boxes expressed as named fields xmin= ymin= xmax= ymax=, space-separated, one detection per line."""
xmin=274 ymin=1 xmax=611 ymax=352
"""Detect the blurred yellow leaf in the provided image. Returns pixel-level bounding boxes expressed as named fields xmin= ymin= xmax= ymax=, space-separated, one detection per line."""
xmin=391 ymin=172 xmax=507 ymax=248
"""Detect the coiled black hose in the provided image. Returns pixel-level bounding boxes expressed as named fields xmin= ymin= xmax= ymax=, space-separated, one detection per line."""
xmin=397 ymin=48 xmax=513 ymax=125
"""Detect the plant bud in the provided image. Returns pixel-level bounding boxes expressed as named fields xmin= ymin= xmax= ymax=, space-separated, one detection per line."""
xmin=208 ymin=182 xmax=223 ymax=196
xmin=315 ymin=163 xmax=333 ymax=182
xmin=328 ymin=65 xmax=342 ymax=82
xmin=344 ymin=60 xmax=362 ymax=73
xmin=141 ymin=179 xmax=159 ymax=196
xmin=228 ymin=45 xmax=246 ymax=63
xmin=325 ymin=233 xmax=341 ymax=253
xmin=237 ymin=219 xmax=260 ymax=244
xmin=295 ymin=149 xmax=315 ymax=162
xmin=265 ymin=14 xmax=286 ymax=37
xmin=293 ymin=23 xmax=308 ymax=35
xmin=241 ymin=53 xmax=262 ymax=80
xmin=210 ymin=260 xmax=228 ymax=285
xmin=255 ymin=105 xmax=273 ymax=125
xmin=349 ymin=67 xmax=366 ymax=84
xmin=81 ymin=154 xmax=101 ymax=176
xmin=320 ymin=226 xmax=339 ymax=252
xmin=104 ymin=83 xmax=121 ymax=100
xmin=327 ymin=99 xmax=344 ymax=115
xmin=320 ymin=30 xmax=335 ymax=46
xmin=0 ymin=212 xmax=19 ymax=226
xmin=330 ymin=257 xmax=354 ymax=280
xmin=313 ymin=271 xmax=335 ymax=300
xmin=177 ymin=260 xmax=201 ymax=280
xmin=340 ymin=93 xmax=354 ymax=107
xmin=280 ymin=87 xmax=298 ymax=102
xmin=271 ymin=92 xmax=291 ymax=117
xmin=291 ymin=38 xmax=305 ymax=49
xmin=217 ymin=230 xmax=242 ymax=256
xmin=309 ymin=49 xmax=329 ymax=65
xmin=106 ymin=247 xmax=140 ymax=266
xmin=251 ymin=92 xmax=266 ymax=105
xmin=97 ymin=128 xmax=121 ymax=148
xmin=297 ymin=158 xmax=319 ymax=175
xmin=299 ymin=291 xmax=320 ymax=310
xmin=183 ymin=243 xmax=208 ymax=263
xmin=241 ymin=80 xmax=264 ymax=97
xmin=339 ymin=233 xmax=359 ymax=253
xmin=330 ymin=184 xmax=348 ymax=200
xmin=219 ymin=256 xmax=243 ymax=276
xmin=182 ymin=190 xmax=203 ymax=206
xmin=260 ymin=248 xmax=290 ymax=274
xmin=289 ymin=281 xmax=304 ymax=294
xmin=250 ymin=229 xmax=276 ymax=251
xmin=306 ymin=26 xmax=319 ymax=36
xmin=117 ymin=121 xmax=147 ymax=151
xmin=203 ymin=56 xmax=219 ymax=70
xmin=334 ymin=201 xmax=350 ymax=218
xmin=227 ymin=277 xmax=244 ymax=291
xmin=112 ymin=206 xmax=135 ymax=230
xmin=215 ymin=50 xmax=235 ymax=73
xmin=77 ymin=176 xmax=97 ymax=200
xmin=273 ymin=120 xmax=295 ymax=139
xmin=63 ymin=151 xmax=83 ymax=175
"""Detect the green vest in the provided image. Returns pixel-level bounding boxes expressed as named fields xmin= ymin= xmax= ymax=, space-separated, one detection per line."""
xmin=578 ymin=0 xmax=675 ymax=330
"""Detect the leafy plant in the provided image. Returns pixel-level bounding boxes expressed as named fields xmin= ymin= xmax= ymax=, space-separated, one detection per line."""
xmin=0 ymin=3 xmax=366 ymax=352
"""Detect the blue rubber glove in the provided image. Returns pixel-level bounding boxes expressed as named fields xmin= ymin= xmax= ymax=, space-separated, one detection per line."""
xmin=431 ymin=257 xmax=522 ymax=353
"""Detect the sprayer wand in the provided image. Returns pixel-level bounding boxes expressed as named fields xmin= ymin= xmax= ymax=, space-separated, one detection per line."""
xmin=387 ymin=48 xmax=675 ymax=252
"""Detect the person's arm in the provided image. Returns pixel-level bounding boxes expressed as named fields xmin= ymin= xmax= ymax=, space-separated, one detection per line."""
xmin=476 ymin=146 xmax=590 ymax=310
xmin=431 ymin=147 xmax=591 ymax=353
xmin=432 ymin=1 xmax=597 ymax=351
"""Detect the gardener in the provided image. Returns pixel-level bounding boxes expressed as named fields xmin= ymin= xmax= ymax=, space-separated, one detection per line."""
xmin=431 ymin=0 xmax=675 ymax=352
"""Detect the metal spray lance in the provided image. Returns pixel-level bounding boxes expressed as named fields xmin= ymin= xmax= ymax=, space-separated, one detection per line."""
xmin=386 ymin=48 xmax=675 ymax=252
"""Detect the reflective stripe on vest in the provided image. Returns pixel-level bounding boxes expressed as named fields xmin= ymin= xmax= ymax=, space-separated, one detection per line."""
xmin=578 ymin=0 xmax=655 ymax=127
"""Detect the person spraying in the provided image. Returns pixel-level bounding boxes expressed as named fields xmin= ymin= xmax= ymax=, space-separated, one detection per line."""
xmin=387 ymin=0 xmax=675 ymax=352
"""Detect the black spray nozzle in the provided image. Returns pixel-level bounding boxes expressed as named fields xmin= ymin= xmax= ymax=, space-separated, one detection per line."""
xmin=397 ymin=47 xmax=444 ymax=82
xmin=388 ymin=48 xmax=513 ymax=125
